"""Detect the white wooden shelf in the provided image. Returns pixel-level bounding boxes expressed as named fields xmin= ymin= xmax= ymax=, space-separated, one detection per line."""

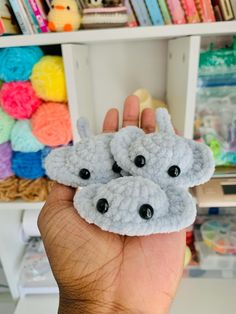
xmin=0 ymin=21 xmax=235 ymax=48
xmin=0 ymin=200 xmax=44 ymax=211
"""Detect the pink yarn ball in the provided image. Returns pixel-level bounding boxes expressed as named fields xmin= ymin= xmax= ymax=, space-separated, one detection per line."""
xmin=0 ymin=81 xmax=42 ymax=119
xmin=31 ymin=102 xmax=72 ymax=147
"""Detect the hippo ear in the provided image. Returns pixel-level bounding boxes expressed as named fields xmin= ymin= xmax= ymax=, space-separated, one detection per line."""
xmin=77 ymin=117 xmax=92 ymax=139
xmin=156 ymin=108 xmax=175 ymax=135
xmin=45 ymin=146 xmax=80 ymax=187
xmin=182 ymin=140 xmax=215 ymax=187
xmin=110 ymin=126 xmax=144 ymax=171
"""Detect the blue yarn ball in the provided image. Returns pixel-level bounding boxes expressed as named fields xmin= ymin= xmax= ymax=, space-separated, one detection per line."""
xmin=0 ymin=47 xmax=43 ymax=82
xmin=11 ymin=120 xmax=44 ymax=152
xmin=12 ymin=151 xmax=45 ymax=179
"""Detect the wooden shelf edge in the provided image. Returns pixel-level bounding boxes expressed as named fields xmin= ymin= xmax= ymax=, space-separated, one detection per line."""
xmin=0 ymin=21 xmax=236 ymax=48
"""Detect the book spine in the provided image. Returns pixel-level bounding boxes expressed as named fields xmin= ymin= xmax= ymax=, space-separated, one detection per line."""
xmin=21 ymin=0 xmax=40 ymax=33
xmin=212 ymin=0 xmax=235 ymax=21
xmin=130 ymin=0 xmax=152 ymax=26
xmin=9 ymin=0 xmax=33 ymax=34
xmin=180 ymin=0 xmax=200 ymax=23
xmin=138 ymin=0 xmax=152 ymax=25
xmin=125 ymin=0 xmax=139 ymax=27
xmin=194 ymin=0 xmax=216 ymax=22
xmin=157 ymin=0 xmax=172 ymax=24
xmin=29 ymin=0 xmax=48 ymax=32
xmin=166 ymin=0 xmax=186 ymax=24
xmin=145 ymin=0 xmax=164 ymax=25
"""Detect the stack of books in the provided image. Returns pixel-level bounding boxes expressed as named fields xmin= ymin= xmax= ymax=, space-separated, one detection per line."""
xmin=1 ymin=0 xmax=235 ymax=36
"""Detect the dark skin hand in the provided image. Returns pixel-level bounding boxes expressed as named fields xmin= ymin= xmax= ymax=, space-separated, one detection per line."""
xmin=38 ymin=95 xmax=185 ymax=314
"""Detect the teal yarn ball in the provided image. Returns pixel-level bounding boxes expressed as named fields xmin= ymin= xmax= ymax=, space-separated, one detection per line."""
xmin=0 ymin=46 xmax=43 ymax=82
xmin=0 ymin=108 xmax=15 ymax=144
xmin=11 ymin=120 xmax=44 ymax=152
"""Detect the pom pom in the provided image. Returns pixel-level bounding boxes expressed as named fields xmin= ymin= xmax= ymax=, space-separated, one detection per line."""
xmin=0 ymin=108 xmax=15 ymax=144
xmin=0 ymin=82 xmax=42 ymax=119
xmin=11 ymin=120 xmax=44 ymax=153
xmin=31 ymin=56 xmax=67 ymax=102
xmin=12 ymin=151 xmax=45 ymax=179
xmin=0 ymin=46 xmax=43 ymax=82
xmin=0 ymin=142 xmax=13 ymax=180
xmin=32 ymin=102 xmax=72 ymax=147
xmin=0 ymin=176 xmax=18 ymax=201
xmin=18 ymin=177 xmax=53 ymax=201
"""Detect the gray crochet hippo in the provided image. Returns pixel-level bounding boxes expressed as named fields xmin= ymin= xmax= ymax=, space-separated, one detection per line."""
xmin=74 ymin=176 xmax=196 ymax=236
xmin=45 ymin=118 xmax=121 ymax=187
xmin=111 ymin=108 xmax=215 ymax=189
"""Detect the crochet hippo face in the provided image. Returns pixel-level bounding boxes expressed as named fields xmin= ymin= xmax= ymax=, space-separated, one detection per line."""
xmin=74 ymin=176 xmax=196 ymax=236
xmin=111 ymin=109 xmax=215 ymax=189
xmin=45 ymin=118 xmax=121 ymax=187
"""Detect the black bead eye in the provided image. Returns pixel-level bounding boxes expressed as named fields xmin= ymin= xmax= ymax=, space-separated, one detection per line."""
xmin=139 ymin=204 xmax=154 ymax=220
xmin=79 ymin=168 xmax=90 ymax=180
xmin=134 ymin=155 xmax=146 ymax=168
xmin=167 ymin=165 xmax=181 ymax=177
xmin=96 ymin=198 xmax=109 ymax=214
xmin=52 ymin=4 xmax=54 ymax=8
xmin=112 ymin=161 xmax=122 ymax=174
xmin=66 ymin=6 xmax=70 ymax=9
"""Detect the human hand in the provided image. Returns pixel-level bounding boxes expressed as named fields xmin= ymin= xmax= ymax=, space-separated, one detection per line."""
xmin=38 ymin=96 xmax=185 ymax=314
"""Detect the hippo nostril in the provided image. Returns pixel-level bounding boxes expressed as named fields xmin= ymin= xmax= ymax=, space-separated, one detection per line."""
xmin=139 ymin=204 xmax=154 ymax=220
xmin=96 ymin=198 xmax=109 ymax=214
xmin=112 ymin=161 xmax=122 ymax=174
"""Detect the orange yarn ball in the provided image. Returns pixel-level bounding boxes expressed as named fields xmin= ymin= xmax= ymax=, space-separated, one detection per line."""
xmin=31 ymin=102 xmax=72 ymax=147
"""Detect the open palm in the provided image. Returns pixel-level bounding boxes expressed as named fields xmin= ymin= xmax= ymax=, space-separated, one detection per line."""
xmin=38 ymin=96 xmax=185 ymax=314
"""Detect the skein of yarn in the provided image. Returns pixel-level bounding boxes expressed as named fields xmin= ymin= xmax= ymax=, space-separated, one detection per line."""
xmin=0 ymin=108 xmax=15 ymax=144
xmin=0 ymin=46 xmax=43 ymax=82
xmin=32 ymin=102 xmax=72 ymax=147
xmin=18 ymin=177 xmax=54 ymax=202
xmin=0 ymin=81 xmax=42 ymax=119
xmin=11 ymin=120 xmax=44 ymax=153
xmin=0 ymin=142 xmax=13 ymax=180
xmin=0 ymin=176 xmax=18 ymax=201
xmin=12 ymin=151 xmax=45 ymax=179
xmin=31 ymin=56 xmax=67 ymax=102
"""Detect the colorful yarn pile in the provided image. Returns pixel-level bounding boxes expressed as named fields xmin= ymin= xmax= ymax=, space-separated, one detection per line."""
xmin=0 ymin=46 xmax=72 ymax=201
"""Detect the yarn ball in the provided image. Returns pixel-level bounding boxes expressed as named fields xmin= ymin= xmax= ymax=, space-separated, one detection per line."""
xmin=0 ymin=108 xmax=15 ymax=144
xmin=31 ymin=56 xmax=67 ymax=102
xmin=12 ymin=151 xmax=45 ymax=179
xmin=0 ymin=81 xmax=42 ymax=119
xmin=0 ymin=142 xmax=13 ymax=180
xmin=11 ymin=120 xmax=44 ymax=153
xmin=0 ymin=176 xmax=18 ymax=201
xmin=18 ymin=177 xmax=53 ymax=202
xmin=32 ymin=102 xmax=72 ymax=147
xmin=41 ymin=146 xmax=52 ymax=169
xmin=0 ymin=46 xmax=43 ymax=82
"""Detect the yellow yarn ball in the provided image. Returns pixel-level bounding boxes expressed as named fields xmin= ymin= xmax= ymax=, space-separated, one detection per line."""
xmin=31 ymin=56 xmax=67 ymax=102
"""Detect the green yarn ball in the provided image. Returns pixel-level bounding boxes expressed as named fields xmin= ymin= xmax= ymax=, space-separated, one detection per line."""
xmin=0 ymin=108 xmax=15 ymax=144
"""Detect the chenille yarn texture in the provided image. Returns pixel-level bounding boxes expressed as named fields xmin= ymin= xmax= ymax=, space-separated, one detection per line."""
xmin=0 ymin=81 xmax=42 ymax=119
xmin=31 ymin=102 xmax=72 ymax=147
xmin=0 ymin=108 xmax=15 ymax=144
xmin=74 ymin=176 xmax=196 ymax=236
xmin=12 ymin=151 xmax=45 ymax=179
xmin=110 ymin=108 xmax=215 ymax=189
xmin=30 ymin=56 xmax=67 ymax=102
xmin=0 ymin=142 xmax=13 ymax=180
xmin=0 ymin=46 xmax=43 ymax=82
xmin=45 ymin=132 xmax=120 ymax=187
xmin=0 ymin=176 xmax=18 ymax=201
xmin=11 ymin=120 xmax=44 ymax=153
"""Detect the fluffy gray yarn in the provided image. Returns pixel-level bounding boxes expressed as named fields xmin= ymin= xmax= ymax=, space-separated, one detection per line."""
xmin=45 ymin=132 xmax=120 ymax=187
xmin=111 ymin=108 xmax=215 ymax=189
xmin=74 ymin=176 xmax=196 ymax=236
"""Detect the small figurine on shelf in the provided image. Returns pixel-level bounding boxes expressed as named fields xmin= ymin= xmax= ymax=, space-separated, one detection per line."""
xmin=47 ymin=0 xmax=81 ymax=32
xmin=85 ymin=0 xmax=103 ymax=8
